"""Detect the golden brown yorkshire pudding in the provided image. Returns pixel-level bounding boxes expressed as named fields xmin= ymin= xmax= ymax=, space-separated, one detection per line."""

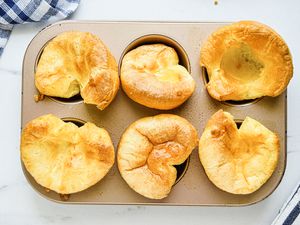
xmin=117 ymin=114 xmax=198 ymax=199
xmin=200 ymin=21 xmax=293 ymax=101
xmin=35 ymin=31 xmax=119 ymax=110
xmin=21 ymin=114 xmax=115 ymax=194
xmin=199 ymin=110 xmax=279 ymax=194
xmin=121 ymin=44 xmax=195 ymax=110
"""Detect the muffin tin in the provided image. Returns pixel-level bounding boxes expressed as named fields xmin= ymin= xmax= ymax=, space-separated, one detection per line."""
xmin=21 ymin=21 xmax=286 ymax=206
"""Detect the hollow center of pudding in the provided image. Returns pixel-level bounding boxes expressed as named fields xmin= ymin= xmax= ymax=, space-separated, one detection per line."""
xmin=220 ymin=44 xmax=264 ymax=82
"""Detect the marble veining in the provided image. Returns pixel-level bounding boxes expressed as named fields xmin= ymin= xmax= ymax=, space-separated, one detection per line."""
xmin=0 ymin=68 xmax=21 ymax=76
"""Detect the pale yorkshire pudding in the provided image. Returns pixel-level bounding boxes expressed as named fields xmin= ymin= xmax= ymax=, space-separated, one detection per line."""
xmin=117 ymin=114 xmax=198 ymax=199
xmin=121 ymin=44 xmax=195 ymax=110
xmin=21 ymin=114 xmax=115 ymax=194
xmin=200 ymin=21 xmax=293 ymax=101
xmin=199 ymin=110 xmax=279 ymax=194
xmin=35 ymin=31 xmax=119 ymax=110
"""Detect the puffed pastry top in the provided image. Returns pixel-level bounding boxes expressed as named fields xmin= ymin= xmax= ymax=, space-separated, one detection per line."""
xmin=121 ymin=44 xmax=195 ymax=110
xmin=21 ymin=114 xmax=115 ymax=194
xmin=35 ymin=31 xmax=119 ymax=110
xmin=199 ymin=110 xmax=279 ymax=194
xmin=200 ymin=21 xmax=293 ymax=101
xmin=118 ymin=114 xmax=198 ymax=199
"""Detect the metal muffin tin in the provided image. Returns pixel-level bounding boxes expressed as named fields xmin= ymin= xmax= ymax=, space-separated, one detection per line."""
xmin=21 ymin=21 xmax=286 ymax=206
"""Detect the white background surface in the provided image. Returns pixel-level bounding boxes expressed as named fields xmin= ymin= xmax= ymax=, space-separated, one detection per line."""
xmin=0 ymin=0 xmax=300 ymax=224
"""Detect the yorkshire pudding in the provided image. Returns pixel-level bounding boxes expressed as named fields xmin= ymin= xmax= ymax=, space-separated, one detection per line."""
xmin=200 ymin=21 xmax=293 ymax=101
xmin=199 ymin=110 xmax=279 ymax=194
xmin=117 ymin=114 xmax=198 ymax=199
xmin=35 ymin=31 xmax=119 ymax=110
xmin=121 ymin=44 xmax=195 ymax=110
xmin=21 ymin=114 xmax=115 ymax=194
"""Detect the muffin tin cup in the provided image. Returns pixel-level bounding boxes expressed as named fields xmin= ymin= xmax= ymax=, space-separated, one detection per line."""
xmin=62 ymin=117 xmax=86 ymax=127
xmin=174 ymin=157 xmax=190 ymax=185
xmin=21 ymin=21 xmax=287 ymax=206
xmin=119 ymin=34 xmax=191 ymax=73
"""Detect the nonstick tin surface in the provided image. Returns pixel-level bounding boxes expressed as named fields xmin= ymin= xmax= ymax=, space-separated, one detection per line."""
xmin=21 ymin=21 xmax=286 ymax=205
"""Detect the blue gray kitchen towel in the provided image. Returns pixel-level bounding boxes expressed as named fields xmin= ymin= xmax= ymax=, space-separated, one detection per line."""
xmin=0 ymin=0 xmax=80 ymax=56
xmin=272 ymin=182 xmax=300 ymax=225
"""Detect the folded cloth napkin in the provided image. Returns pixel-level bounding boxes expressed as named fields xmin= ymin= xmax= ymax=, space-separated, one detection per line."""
xmin=272 ymin=181 xmax=300 ymax=225
xmin=0 ymin=0 xmax=80 ymax=56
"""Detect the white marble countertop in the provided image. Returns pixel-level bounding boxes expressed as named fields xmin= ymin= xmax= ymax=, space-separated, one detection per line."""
xmin=1 ymin=1 xmax=300 ymax=224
